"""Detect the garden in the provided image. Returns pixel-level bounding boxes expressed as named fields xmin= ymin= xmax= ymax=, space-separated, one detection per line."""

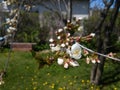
xmin=0 ymin=51 xmax=120 ymax=90
xmin=0 ymin=0 xmax=120 ymax=90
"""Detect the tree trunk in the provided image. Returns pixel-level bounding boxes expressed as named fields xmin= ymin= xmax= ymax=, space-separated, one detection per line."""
xmin=90 ymin=0 xmax=120 ymax=85
xmin=67 ymin=0 xmax=72 ymax=22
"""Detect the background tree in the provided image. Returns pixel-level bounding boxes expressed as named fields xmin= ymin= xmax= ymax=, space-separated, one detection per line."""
xmin=89 ymin=0 xmax=120 ymax=85
xmin=15 ymin=11 xmax=40 ymax=43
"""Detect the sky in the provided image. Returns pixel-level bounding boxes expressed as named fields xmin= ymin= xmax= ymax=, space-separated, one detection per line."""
xmin=90 ymin=0 xmax=105 ymax=8
xmin=90 ymin=0 xmax=116 ymax=9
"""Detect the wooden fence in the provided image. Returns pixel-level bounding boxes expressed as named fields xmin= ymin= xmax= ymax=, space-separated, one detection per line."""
xmin=10 ymin=43 xmax=36 ymax=51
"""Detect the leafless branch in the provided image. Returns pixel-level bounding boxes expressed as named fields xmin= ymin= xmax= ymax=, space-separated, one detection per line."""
xmin=103 ymin=0 xmax=114 ymax=7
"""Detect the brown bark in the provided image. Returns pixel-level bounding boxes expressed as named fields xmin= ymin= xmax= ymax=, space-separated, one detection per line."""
xmin=90 ymin=0 xmax=114 ymax=85
xmin=91 ymin=0 xmax=120 ymax=85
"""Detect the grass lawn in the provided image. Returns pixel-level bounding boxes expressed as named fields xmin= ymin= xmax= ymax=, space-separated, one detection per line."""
xmin=0 ymin=51 xmax=120 ymax=90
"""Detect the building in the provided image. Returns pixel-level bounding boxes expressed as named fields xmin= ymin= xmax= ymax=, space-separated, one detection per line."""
xmin=32 ymin=0 xmax=90 ymax=20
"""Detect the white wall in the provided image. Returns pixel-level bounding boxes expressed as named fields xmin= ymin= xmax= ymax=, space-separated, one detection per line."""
xmin=72 ymin=0 xmax=89 ymax=19
xmin=35 ymin=0 xmax=89 ymax=19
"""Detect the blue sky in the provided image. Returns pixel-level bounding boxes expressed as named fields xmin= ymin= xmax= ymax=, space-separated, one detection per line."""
xmin=90 ymin=0 xmax=104 ymax=8
xmin=90 ymin=0 xmax=115 ymax=8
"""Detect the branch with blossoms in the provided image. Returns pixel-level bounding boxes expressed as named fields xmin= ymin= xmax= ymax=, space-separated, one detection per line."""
xmin=0 ymin=0 xmax=32 ymax=85
xmin=49 ymin=19 xmax=120 ymax=69
xmin=0 ymin=0 xmax=32 ymax=46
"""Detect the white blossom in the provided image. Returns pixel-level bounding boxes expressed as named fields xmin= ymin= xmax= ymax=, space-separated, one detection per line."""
xmin=66 ymin=38 xmax=70 ymax=41
xmin=65 ymin=42 xmax=69 ymax=46
xmin=90 ymin=33 xmax=95 ymax=37
xmin=6 ymin=0 xmax=11 ymax=5
xmin=78 ymin=26 xmax=83 ymax=32
xmin=57 ymin=36 xmax=61 ymax=40
xmin=86 ymin=57 xmax=90 ymax=64
xmin=66 ymin=48 xmax=72 ymax=56
xmin=69 ymin=60 xmax=79 ymax=67
xmin=7 ymin=27 xmax=16 ymax=33
xmin=64 ymin=26 xmax=67 ymax=30
xmin=49 ymin=43 xmax=55 ymax=47
xmin=70 ymin=42 xmax=82 ymax=59
xmin=51 ymin=44 xmax=60 ymax=52
xmin=0 ymin=81 xmax=4 ymax=85
xmin=58 ymin=28 xmax=63 ymax=32
xmin=97 ymin=59 xmax=100 ymax=63
xmin=64 ymin=62 xmax=69 ymax=69
xmin=67 ymin=33 xmax=71 ymax=37
xmin=6 ymin=18 xmax=10 ymax=24
xmin=91 ymin=59 xmax=96 ymax=64
xmin=61 ymin=43 xmax=65 ymax=47
xmin=9 ymin=27 xmax=16 ymax=31
xmin=67 ymin=20 xmax=70 ymax=23
xmin=57 ymin=58 xmax=64 ymax=65
xmin=49 ymin=38 xmax=54 ymax=42
xmin=11 ymin=18 xmax=18 ymax=23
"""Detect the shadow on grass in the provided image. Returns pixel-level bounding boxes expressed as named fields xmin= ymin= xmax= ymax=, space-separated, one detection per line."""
xmin=101 ymin=61 xmax=120 ymax=88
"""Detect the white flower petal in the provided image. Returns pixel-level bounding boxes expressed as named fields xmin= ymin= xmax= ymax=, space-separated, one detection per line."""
xmin=58 ymin=29 xmax=63 ymax=32
xmin=90 ymin=33 xmax=95 ymax=37
xmin=64 ymin=26 xmax=67 ymax=30
xmin=61 ymin=43 xmax=65 ymax=47
xmin=66 ymin=42 xmax=69 ymax=46
xmin=67 ymin=33 xmax=71 ymax=37
xmin=57 ymin=58 xmax=64 ymax=65
xmin=92 ymin=60 xmax=96 ymax=64
xmin=51 ymin=45 xmax=60 ymax=52
xmin=86 ymin=57 xmax=90 ymax=64
xmin=70 ymin=42 xmax=82 ymax=59
xmin=97 ymin=60 xmax=100 ymax=63
xmin=69 ymin=60 xmax=79 ymax=67
xmin=64 ymin=63 xmax=69 ymax=69
xmin=66 ymin=38 xmax=70 ymax=41
xmin=57 ymin=36 xmax=61 ymax=40
xmin=50 ymin=44 xmax=55 ymax=47
xmin=49 ymin=38 xmax=54 ymax=42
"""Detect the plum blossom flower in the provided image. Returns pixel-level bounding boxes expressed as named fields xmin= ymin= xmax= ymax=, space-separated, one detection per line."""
xmin=67 ymin=33 xmax=71 ymax=37
xmin=58 ymin=29 xmax=63 ymax=32
xmin=9 ymin=27 xmax=16 ymax=31
xmin=83 ymin=49 xmax=89 ymax=56
xmin=91 ymin=59 xmax=96 ymax=64
xmin=64 ymin=26 xmax=67 ymax=30
xmin=49 ymin=38 xmax=54 ymax=42
xmin=97 ymin=59 xmax=100 ymax=63
xmin=6 ymin=0 xmax=11 ymax=5
xmin=64 ymin=62 xmax=69 ymax=69
xmin=86 ymin=56 xmax=90 ymax=64
xmin=0 ymin=81 xmax=4 ymax=85
xmin=90 ymin=33 xmax=95 ymax=37
xmin=61 ymin=43 xmax=65 ymax=47
xmin=7 ymin=27 xmax=17 ymax=33
xmin=6 ymin=18 xmax=10 ymax=23
xmin=51 ymin=44 xmax=60 ymax=52
xmin=66 ymin=38 xmax=70 ymax=41
xmin=49 ymin=43 xmax=55 ymax=47
xmin=70 ymin=42 xmax=82 ymax=59
xmin=65 ymin=42 xmax=69 ymax=46
xmin=57 ymin=36 xmax=61 ymax=40
xmin=57 ymin=58 xmax=64 ymax=65
xmin=69 ymin=60 xmax=79 ymax=67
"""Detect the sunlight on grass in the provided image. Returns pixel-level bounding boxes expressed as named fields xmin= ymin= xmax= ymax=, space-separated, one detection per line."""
xmin=0 ymin=51 xmax=120 ymax=90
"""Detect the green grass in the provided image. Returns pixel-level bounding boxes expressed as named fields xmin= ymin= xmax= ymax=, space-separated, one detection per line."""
xmin=0 ymin=51 xmax=120 ymax=90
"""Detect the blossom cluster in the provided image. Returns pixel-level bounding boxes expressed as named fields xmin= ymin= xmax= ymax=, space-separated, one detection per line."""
xmin=0 ymin=0 xmax=31 ymax=85
xmin=0 ymin=0 xmax=31 ymax=43
xmin=49 ymin=19 xmax=99 ymax=69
